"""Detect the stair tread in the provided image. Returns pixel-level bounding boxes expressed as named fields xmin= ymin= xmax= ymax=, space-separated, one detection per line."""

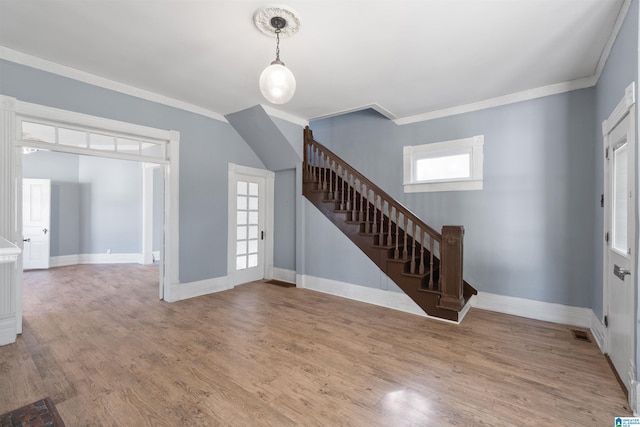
xmin=417 ymin=288 xmax=440 ymax=295
xmin=371 ymin=244 xmax=395 ymax=249
xmin=387 ymin=257 xmax=411 ymax=263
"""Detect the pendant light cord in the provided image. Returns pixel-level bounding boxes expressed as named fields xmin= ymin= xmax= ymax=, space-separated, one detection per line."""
xmin=275 ymin=28 xmax=281 ymax=62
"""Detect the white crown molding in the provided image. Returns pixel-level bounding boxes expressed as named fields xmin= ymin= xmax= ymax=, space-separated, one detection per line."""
xmin=260 ymin=104 xmax=309 ymax=127
xmin=593 ymin=0 xmax=632 ymax=83
xmin=394 ymin=76 xmax=597 ymax=125
xmin=0 ymin=46 xmax=228 ymax=123
xmin=310 ymin=102 xmax=398 ymax=122
xmin=3 ymin=0 xmax=631 ymax=132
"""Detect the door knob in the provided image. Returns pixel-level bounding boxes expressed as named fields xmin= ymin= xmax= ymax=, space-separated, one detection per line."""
xmin=23 ymin=238 xmax=30 ymax=242
xmin=614 ymin=264 xmax=631 ymax=280
xmin=42 ymin=228 xmax=48 ymax=235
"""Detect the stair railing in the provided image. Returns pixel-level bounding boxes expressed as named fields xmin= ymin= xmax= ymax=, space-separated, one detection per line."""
xmin=304 ymin=126 xmax=465 ymax=311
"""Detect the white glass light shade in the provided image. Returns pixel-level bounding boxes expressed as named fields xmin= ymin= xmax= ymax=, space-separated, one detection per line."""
xmin=259 ymin=62 xmax=296 ymax=104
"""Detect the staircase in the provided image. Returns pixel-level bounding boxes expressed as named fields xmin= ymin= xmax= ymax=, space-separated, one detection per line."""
xmin=303 ymin=127 xmax=476 ymax=322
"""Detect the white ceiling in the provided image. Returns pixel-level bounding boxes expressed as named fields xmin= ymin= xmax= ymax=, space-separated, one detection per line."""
xmin=0 ymin=0 xmax=628 ymax=123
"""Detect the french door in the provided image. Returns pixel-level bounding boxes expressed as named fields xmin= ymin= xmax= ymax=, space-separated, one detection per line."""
xmin=228 ymin=164 xmax=274 ymax=286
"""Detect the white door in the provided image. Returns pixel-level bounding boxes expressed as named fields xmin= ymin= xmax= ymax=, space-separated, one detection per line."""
xmin=228 ymin=164 xmax=274 ymax=286
xmin=604 ymin=107 xmax=636 ymax=395
xmin=22 ymin=179 xmax=51 ymax=270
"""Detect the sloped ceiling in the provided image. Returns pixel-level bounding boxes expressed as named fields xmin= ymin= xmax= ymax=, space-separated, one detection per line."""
xmin=0 ymin=0 xmax=628 ymax=123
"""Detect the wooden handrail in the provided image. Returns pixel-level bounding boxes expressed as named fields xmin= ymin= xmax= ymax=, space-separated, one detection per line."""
xmin=304 ymin=127 xmax=441 ymax=241
xmin=304 ymin=126 xmax=465 ymax=311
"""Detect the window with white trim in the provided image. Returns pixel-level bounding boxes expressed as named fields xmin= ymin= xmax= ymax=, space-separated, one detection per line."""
xmin=403 ymin=135 xmax=484 ymax=193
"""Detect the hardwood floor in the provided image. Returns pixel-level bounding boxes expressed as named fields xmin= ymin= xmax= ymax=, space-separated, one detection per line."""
xmin=0 ymin=264 xmax=631 ymax=426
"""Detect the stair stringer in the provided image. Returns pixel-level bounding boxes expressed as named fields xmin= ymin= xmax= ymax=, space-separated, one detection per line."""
xmin=303 ymin=198 xmax=408 ymax=295
xmin=303 ymin=181 xmax=464 ymax=322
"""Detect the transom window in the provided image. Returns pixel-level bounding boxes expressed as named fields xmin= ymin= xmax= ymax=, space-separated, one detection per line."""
xmin=403 ymin=135 xmax=484 ymax=192
xmin=18 ymin=118 xmax=167 ymax=162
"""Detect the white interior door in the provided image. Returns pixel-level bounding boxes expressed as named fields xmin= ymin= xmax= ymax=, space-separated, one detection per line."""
xmin=604 ymin=109 xmax=636 ymax=395
xmin=22 ymin=178 xmax=51 ymax=270
xmin=228 ymin=164 xmax=274 ymax=286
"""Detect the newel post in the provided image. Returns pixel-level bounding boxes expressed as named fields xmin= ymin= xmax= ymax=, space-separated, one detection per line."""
xmin=439 ymin=225 xmax=465 ymax=311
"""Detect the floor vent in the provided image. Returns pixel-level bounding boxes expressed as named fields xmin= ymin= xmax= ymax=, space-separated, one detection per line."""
xmin=571 ymin=329 xmax=592 ymax=343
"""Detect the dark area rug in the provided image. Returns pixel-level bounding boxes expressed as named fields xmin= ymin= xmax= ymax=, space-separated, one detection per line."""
xmin=0 ymin=397 xmax=66 ymax=427
xmin=264 ymin=279 xmax=296 ymax=288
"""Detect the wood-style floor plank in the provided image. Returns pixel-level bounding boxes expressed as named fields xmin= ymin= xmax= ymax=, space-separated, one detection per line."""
xmin=0 ymin=264 xmax=631 ymax=426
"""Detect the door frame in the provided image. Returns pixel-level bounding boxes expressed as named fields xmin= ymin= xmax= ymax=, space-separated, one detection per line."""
xmin=602 ymin=82 xmax=637 ymax=403
xmin=0 ymin=95 xmax=180 ymax=344
xmin=227 ymin=163 xmax=274 ymax=287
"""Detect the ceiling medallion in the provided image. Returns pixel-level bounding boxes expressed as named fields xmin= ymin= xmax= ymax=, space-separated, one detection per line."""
xmin=253 ymin=6 xmax=300 ymax=38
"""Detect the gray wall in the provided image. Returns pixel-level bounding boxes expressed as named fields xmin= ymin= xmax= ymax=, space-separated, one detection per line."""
xmin=78 ymin=156 xmax=141 ymax=254
xmin=22 ymin=150 xmax=81 ymax=257
xmin=22 ymin=150 xmax=144 ymax=257
xmin=274 ymin=169 xmax=296 ymax=270
xmin=310 ymin=88 xmax=597 ymax=308
xmin=153 ymin=167 xmax=164 ymax=253
xmin=1 ymin=59 xmax=264 ymax=283
xmin=592 ymin=0 xmax=639 ymax=383
xmin=593 ymin=0 xmax=639 ymax=319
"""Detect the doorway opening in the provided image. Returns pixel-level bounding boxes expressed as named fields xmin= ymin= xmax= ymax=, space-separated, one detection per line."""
xmin=21 ymin=151 xmax=163 ymax=276
xmin=1 ymin=96 xmax=180 ymax=340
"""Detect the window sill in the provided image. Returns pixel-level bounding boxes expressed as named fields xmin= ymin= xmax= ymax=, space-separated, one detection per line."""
xmin=403 ymin=180 xmax=483 ymax=193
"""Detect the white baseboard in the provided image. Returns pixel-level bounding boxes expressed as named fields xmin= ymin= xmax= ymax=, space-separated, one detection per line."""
xmin=470 ymin=291 xmax=591 ymax=328
xmin=49 ymin=254 xmax=80 ymax=267
xmin=0 ymin=314 xmax=17 ymax=346
xmin=298 ymin=275 xmax=596 ymax=328
xmin=299 ymin=274 xmax=462 ymax=324
xmin=272 ymin=267 xmax=296 ymax=284
xmin=50 ymin=253 xmax=142 ymax=266
xmin=169 ymin=275 xmax=231 ymax=302
xmin=79 ymin=253 xmax=142 ymax=264
xmin=589 ymin=310 xmax=606 ymax=353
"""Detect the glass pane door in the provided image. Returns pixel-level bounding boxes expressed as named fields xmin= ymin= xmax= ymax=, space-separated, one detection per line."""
xmin=612 ymin=142 xmax=628 ymax=254
xmin=236 ymin=180 xmax=260 ymax=270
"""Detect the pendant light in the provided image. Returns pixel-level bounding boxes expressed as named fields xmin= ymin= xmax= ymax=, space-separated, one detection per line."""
xmin=254 ymin=7 xmax=300 ymax=105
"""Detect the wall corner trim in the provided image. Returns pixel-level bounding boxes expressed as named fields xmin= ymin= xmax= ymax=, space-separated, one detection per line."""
xmin=272 ymin=267 xmax=296 ymax=284
xmin=0 ymin=315 xmax=17 ymax=346
xmin=169 ymin=275 xmax=231 ymax=302
xmin=590 ymin=310 xmax=607 ymax=353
